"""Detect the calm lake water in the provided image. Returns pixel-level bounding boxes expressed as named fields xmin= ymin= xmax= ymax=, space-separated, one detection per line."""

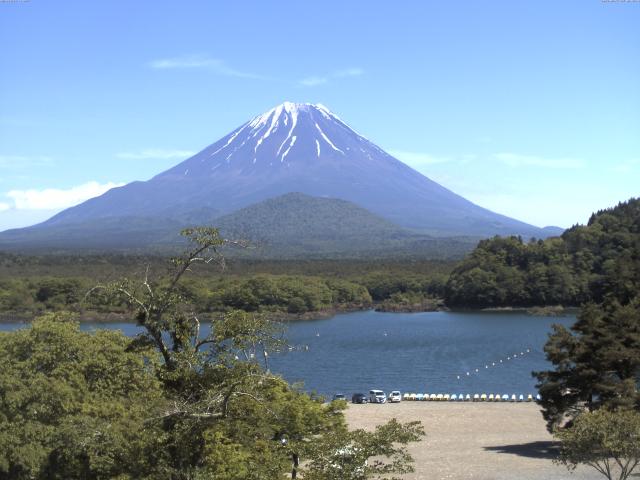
xmin=0 ymin=310 xmax=575 ymax=398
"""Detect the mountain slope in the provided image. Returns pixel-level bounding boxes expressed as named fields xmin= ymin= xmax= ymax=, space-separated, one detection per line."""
xmin=213 ymin=193 xmax=479 ymax=258
xmin=0 ymin=193 xmax=480 ymax=258
xmin=35 ymin=102 xmax=552 ymax=238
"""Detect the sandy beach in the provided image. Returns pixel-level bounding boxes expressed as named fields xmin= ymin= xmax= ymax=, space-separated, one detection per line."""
xmin=345 ymin=402 xmax=602 ymax=480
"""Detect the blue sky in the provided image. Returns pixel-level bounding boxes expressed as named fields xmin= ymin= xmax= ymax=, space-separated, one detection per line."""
xmin=0 ymin=0 xmax=638 ymax=231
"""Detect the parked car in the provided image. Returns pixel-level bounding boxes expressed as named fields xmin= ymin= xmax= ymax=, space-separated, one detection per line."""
xmin=388 ymin=390 xmax=402 ymax=402
xmin=351 ymin=393 xmax=368 ymax=404
xmin=332 ymin=393 xmax=347 ymax=401
xmin=369 ymin=389 xmax=387 ymax=403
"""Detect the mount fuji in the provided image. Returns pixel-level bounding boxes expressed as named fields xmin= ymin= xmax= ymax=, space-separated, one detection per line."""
xmin=0 ymin=102 xmax=561 ymax=254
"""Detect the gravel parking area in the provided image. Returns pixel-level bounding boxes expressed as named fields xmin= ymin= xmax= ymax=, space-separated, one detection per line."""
xmin=345 ymin=402 xmax=603 ymax=480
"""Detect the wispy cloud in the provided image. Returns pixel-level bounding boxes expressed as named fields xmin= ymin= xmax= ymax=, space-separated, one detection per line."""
xmin=4 ymin=181 xmax=123 ymax=211
xmin=494 ymin=152 xmax=585 ymax=169
xmin=0 ymin=155 xmax=53 ymax=169
xmin=299 ymin=67 xmax=364 ymax=87
xmin=612 ymin=158 xmax=640 ymax=173
xmin=148 ymin=54 xmax=266 ymax=79
xmin=387 ymin=150 xmax=450 ymax=167
xmin=116 ymin=149 xmax=195 ymax=160
xmin=299 ymin=76 xmax=328 ymax=87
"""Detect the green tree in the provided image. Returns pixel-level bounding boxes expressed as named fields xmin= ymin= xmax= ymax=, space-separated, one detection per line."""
xmin=555 ymin=409 xmax=640 ymax=480
xmin=0 ymin=312 xmax=165 ymax=480
xmin=534 ymin=298 xmax=640 ymax=431
xmin=302 ymin=419 xmax=425 ymax=480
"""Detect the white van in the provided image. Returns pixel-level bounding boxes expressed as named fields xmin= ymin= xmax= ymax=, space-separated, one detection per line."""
xmin=369 ymin=389 xmax=387 ymax=403
xmin=388 ymin=391 xmax=402 ymax=403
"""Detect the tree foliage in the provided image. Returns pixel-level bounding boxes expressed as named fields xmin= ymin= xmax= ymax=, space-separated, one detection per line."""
xmin=0 ymin=312 xmax=165 ymax=480
xmin=1 ymin=227 xmax=425 ymax=479
xmin=534 ymin=298 xmax=640 ymax=430
xmin=445 ymin=198 xmax=640 ymax=308
xmin=555 ymin=409 xmax=640 ymax=480
xmin=532 ymin=200 xmax=640 ymax=433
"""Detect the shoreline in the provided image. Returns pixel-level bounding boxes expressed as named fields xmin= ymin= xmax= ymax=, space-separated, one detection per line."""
xmin=0 ymin=303 xmax=578 ymax=324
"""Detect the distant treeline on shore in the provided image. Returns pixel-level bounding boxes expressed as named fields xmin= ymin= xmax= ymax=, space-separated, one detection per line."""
xmin=0 ymin=198 xmax=638 ymax=319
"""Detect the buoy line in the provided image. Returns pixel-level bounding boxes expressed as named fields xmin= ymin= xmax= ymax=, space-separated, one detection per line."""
xmin=455 ymin=348 xmax=533 ymax=380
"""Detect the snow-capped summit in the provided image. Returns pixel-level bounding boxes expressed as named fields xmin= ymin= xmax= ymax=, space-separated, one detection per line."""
xmin=156 ymin=102 xmax=377 ymax=178
xmin=35 ymin=102 xmax=553 ymax=239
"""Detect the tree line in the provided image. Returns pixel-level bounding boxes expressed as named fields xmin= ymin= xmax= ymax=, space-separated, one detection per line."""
xmin=445 ymin=198 xmax=640 ymax=308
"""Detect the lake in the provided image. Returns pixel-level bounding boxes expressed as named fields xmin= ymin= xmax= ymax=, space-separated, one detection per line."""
xmin=0 ymin=310 xmax=575 ymax=398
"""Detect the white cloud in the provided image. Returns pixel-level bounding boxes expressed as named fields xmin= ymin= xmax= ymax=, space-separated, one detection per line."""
xmin=299 ymin=76 xmax=328 ymax=87
xmin=148 ymin=54 xmax=265 ymax=79
xmin=334 ymin=68 xmax=364 ymax=78
xmin=5 ymin=181 xmax=123 ymax=211
xmin=0 ymin=202 xmax=10 ymax=212
xmin=116 ymin=149 xmax=195 ymax=160
xmin=388 ymin=150 xmax=450 ymax=167
xmin=0 ymin=155 xmax=53 ymax=168
xmin=612 ymin=158 xmax=640 ymax=173
xmin=494 ymin=152 xmax=585 ymax=169
xmin=299 ymin=67 xmax=364 ymax=87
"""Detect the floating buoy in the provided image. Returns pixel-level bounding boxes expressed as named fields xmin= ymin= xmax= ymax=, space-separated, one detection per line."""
xmin=457 ymin=375 xmax=460 ymax=380
xmin=466 ymin=372 xmax=470 ymax=376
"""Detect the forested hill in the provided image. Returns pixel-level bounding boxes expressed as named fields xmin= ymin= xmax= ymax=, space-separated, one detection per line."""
xmin=444 ymin=198 xmax=640 ymax=308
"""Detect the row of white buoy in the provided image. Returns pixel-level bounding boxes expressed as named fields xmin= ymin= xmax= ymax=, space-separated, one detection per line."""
xmin=456 ymin=348 xmax=533 ymax=380
xmin=403 ymin=393 xmax=541 ymax=402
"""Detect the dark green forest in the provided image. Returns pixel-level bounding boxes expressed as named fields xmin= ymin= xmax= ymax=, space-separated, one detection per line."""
xmin=445 ymin=198 xmax=640 ymax=308
xmin=0 ymin=255 xmax=452 ymax=319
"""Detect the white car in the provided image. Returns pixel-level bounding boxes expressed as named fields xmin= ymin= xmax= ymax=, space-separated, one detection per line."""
xmin=369 ymin=389 xmax=387 ymax=403
xmin=388 ymin=391 xmax=402 ymax=402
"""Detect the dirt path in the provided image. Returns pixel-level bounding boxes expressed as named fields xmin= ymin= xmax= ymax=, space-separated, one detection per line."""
xmin=345 ymin=402 xmax=602 ymax=480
